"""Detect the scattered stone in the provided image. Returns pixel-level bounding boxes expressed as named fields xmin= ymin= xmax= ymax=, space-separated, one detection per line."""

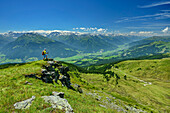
xmin=14 ymin=96 xmax=35 ymax=109
xmin=148 ymin=82 xmax=152 ymax=85
xmin=96 ymin=96 xmax=102 ymax=101
xmin=106 ymin=97 xmax=112 ymax=102
xmin=24 ymin=81 xmax=32 ymax=85
xmin=71 ymin=84 xmax=83 ymax=93
xmin=47 ymin=61 xmax=54 ymax=64
xmin=144 ymin=84 xmax=147 ymax=86
xmin=52 ymin=91 xmax=64 ymax=98
xmin=41 ymin=69 xmax=47 ymax=74
xmin=112 ymin=96 xmax=116 ymax=99
xmin=25 ymin=74 xmax=40 ymax=79
xmin=99 ymin=104 xmax=107 ymax=108
xmin=124 ymin=75 xmax=127 ymax=80
xmin=125 ymin=105 xmax=147 ymax=113
xmin=109 ymin=102 xmax=126 ymax=112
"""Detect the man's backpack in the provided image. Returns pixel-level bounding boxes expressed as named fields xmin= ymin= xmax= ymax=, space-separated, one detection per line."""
xmin=42 ymin=51 xmax=44 ymax=55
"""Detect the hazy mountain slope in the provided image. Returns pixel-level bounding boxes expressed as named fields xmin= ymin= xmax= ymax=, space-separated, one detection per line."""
xmin=48 ymin=34 xmax=117 ymax=52
xmin=129 ymin=36 xmax=170 ymax=47
xmin=0 ymin=34 xmax=15 ymax=49
xmin=121 ymin=41 xmax=170 ymax=58
xmin=47 ymin=32 xmax=144 ymax=52
xmin=0 ymin=33 xmax=78 ymax=60
xmin=101 ymin=35 xmax=144 ymax=45
xmin=1 ymin=31 xmax=24 ymax=39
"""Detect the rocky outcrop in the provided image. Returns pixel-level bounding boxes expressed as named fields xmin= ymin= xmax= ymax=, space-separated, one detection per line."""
xmin=25 ymin=60 xmax=73 ymax=89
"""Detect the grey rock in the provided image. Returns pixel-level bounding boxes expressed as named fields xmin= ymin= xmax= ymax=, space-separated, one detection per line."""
xmin=103 ymin=101 xmax=126 ymax=113
xmin=112 ymin=96 xmax=116 ymax=99
xmin=73 ymin=84 xmax=80 ymax=88
xmin=125 ymin=105 xmax=147 ymax=113
xmin=106 ymin=97 xmax=112 ymax=102
xmin=71 ymin=84 xmax=83 ymax=93
xmin=47 ymin=61 xmax=54 ymax=64
xmin=42 ymin=95 xmax=73 ymax=113
xmin=24 ymin=81 xmax=32 ymax=85
xmin=52 ymin=91 xmax=64 ymax=98
xmin=99 ymin=104 xmax=107 ymax=108
xmin=14 ymin=96 xmax=35 ymax=109
xmin=41 ymin=69 xmax=47 ymax=73
xmin=96 ymin=96 xmax=102 ymax=101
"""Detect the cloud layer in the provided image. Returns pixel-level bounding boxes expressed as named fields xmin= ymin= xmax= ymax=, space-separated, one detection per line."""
xmin=116 ymin=10 xmax=170 ymax=23
xmin=73 ymin=27 xmax=107 ymax=32
xmin=139 ymin=1 xmax=170 ymax=8
xmin=162 ymin=27 xmax=169 ymax=33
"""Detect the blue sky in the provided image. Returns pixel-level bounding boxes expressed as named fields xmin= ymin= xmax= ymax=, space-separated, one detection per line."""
xmin=0 ymin=0 xmax=170 ymax=35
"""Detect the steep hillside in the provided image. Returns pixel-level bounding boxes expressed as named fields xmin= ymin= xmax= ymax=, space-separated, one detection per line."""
xmin=0 ymin=33 xmax=78 ymax=60
xmin=129 ymin=36 xmax=170 ymax=47
xmin=0 ymin=58 xmax=169 ymax=112
xmin=105 ymin=58 xmax=170 ymax=112
xmin=121 ymin=41 xmax=170 ymax=58
xmin=0 ymin=34 xmax=15 ymax=49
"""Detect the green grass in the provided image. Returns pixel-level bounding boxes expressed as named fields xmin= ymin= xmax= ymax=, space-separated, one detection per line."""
xmin=106 ymin=58 xmax=170 ymax=112
xmin=0 ymin=58 xmax=169 ymax=112
xmin=0 ymin=60 xmax=118 ymax=113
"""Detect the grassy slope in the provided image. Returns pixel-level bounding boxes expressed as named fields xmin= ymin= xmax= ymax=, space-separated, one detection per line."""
xmin=0 ymin=58 xmax=169 ymax=112
xmin=106 ymin=58 xmax=170 ymax=112
xmin=0 ymin=60 xmax=117 ymax=113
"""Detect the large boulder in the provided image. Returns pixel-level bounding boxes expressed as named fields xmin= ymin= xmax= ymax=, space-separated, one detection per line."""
xmin=42 ymin=92 xmax=73 ymax=113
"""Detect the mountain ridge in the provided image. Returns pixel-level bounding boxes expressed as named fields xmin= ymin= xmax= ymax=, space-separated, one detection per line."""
xmin=0 ymin=33 xmax=78 ymax=60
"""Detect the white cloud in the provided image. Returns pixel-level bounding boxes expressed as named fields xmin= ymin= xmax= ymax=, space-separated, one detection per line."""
xmin=116 ymin=11 xmax=170 ymax=23
xmin=162 ymin=27 xmax=169 ymax=33
xmin=72 ymin=27 xmax=107 ymax=33
xmin=139 ymin=1 xmax=170 ymax=8
xmin=97 ymin=28 xmax=107 ymax=32
xmin=79 ymin=27 xmax=86 ymax=30
xmin=139 ymin=31 xmax=153 ymax=34
xmin=130 ymin=31 xmax=136 ymax=34
xmin=9 ymin=30 xmax=77 ymax=34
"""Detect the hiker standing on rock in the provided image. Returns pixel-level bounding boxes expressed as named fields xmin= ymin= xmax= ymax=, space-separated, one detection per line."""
xmin=42 ymin=48 xmax=48 ymax=60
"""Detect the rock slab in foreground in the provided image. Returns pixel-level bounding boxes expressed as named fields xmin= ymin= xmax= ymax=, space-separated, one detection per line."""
xmin=14 ymin=96 xmax=35 ymax=109
xmin=42 ymin=92 xmax=73 ymax=113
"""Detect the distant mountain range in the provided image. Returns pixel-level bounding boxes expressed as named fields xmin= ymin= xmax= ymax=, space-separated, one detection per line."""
xmin=0 ymin=33 xmax=78 ymax=59
xmin=67 ymin=36 xmax=170 ymax=66
xmin=46 ymin=32 xmax=144 ymax=52
xmin=0 ymin=31 xmax=144 ymax=53
xmin=0 ymin=31 xmax=169 ymax=65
